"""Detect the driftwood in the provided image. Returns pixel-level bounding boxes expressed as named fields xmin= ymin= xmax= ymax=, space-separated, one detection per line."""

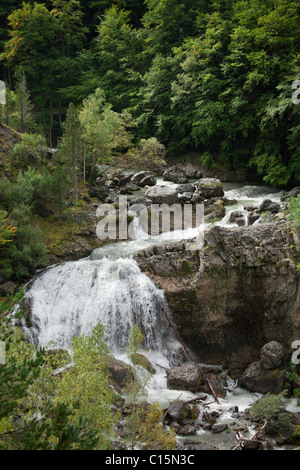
xmin=161 ymin=306 xmax=220 ymax=404
xmin=232 ymin=421 xmax=271 ymax=450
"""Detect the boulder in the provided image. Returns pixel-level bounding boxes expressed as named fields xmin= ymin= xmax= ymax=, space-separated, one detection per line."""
xmin=248 ymin=210 xmax=260 ymax=225
xmin=281 ymin=187 xmax=300 ymax=202
xmin=178 ymin=192 xmax=193 ymax=202
xmin=238 ymin=360 xmax=289 ymax=395
xmin=259 ymin=199 xmax=280 ymax=214
xmin=196 ymin=178 xmax=224 ymax=199
xmin=178 ymin=424 xmax=197 ymax=436
xmin=166 ymin=400 xmax=192 ymax=422
xmin=139 ymin=175 xmax=157 ymax=187
xmin=107 ymin=357 xmax=132 ymax=389
xmin=130 ymin=353 xmax=156 ymax=374
xmin=260 ymin=341 xmax=285 ymax=370
xmin=145 ymin=185 xmax=179 ymax=205
xmin=129 ymin=197 xmax=153 ymax=208
xmin=131 ymin=171 xmax=152 ymax=185
xmin=176 ymin=183 xmax=195 ymax=194
xmin=166 ymin=362 xmax=203 ymax=393
xmin=163 ymin=166 xmax=188 ymax=184
xmin=204 ymin=199 xmax=226 ymax=222
xmin=0 ymin=282 xmax=17 ymax=296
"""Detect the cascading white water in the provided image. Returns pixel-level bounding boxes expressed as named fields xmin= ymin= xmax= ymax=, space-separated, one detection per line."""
xmin=19 ymin=180 xmax=288 ymax=444
xmin=22 ymin=256 xmax=178 ymax=358
xmin=22 ymin=181 xmax=283 ymax=356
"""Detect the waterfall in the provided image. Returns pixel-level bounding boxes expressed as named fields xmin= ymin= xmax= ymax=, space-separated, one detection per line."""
xmin=21 ymin=256 xmax=177 ymax=359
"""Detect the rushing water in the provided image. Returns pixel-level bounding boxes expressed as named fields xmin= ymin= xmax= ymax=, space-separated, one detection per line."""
xmin=19 ymin=178 xmax=291 ymax=448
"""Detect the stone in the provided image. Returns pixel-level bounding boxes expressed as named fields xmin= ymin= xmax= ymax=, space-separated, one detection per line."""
xmin=163 ymin=166 xmax=189 ymax=184
xmin=235 ymin=216 xmax=246 ymax=227
xmin=211 ymin=424 xmax=228 ymax=434
xmin=176 ymin=441 xmax=219 ymax=451
xmin=260 ymin=341 xmax=285 ymax=370
xmin=230 ymin=211 xmax=245 ymax=223
xmin=176 ymin=183 xmax=195 ymax=194
xmin=107 ymin=357 xmax=132 ymax=389
xmin=0 ymin=282 xmax=17 ymax=296
xmin=166 ymin=362 xmax=203 ymax=393
xmin=145 ymin=185 xmax=179 ymax=205
xmin=178 ymin=192 xmax=193 ymax=202
xmin=135 ymin=221 xmax=300 ymax=366
xmin=118 ymin=174 xmax=134 ymax=186
xmin=196 ymin=178 xmax=224 ymax=199
xmin=259 ymin=199 xmax=280 ymax=214
xmin=178 ymin=424 xmax=197 ymax=436
xmin=204 ymin=199 xmax=226 ymax=222
xmin=248 ymin=210 xmax=260 ymax=225
xmin=129 ymin=197 xmax=153 ymax=208
xmin=131 ymin=171 xmax=152 ymax=185
xmin=130 ymin=353 xmax=156 ymax=374
xmin=166 ymin=400 xmax=191 ymax=422
xmin=281 ymin=187 xmax=300 ymax=202
xmin=138 ymin=175 xmax=157 ymax=187
xmin=238 ymin=360 xmax=289 ymax=394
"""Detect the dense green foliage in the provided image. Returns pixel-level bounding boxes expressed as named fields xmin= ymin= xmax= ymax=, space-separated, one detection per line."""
xmin=0 ymin=0 xmax=298 ymax=186
xmin=0 ymin=292 xmax=116 ymax=449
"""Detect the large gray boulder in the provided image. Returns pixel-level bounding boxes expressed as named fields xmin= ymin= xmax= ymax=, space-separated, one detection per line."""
xmin=145 ymin=185 xmax=179 ymax=205
xmin=163 ymin=166 xmax=188 ymax=184
xmin=196 ymin=178 xmax=224 ymax=199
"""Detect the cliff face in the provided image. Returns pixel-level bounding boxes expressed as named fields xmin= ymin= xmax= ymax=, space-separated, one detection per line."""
xmin=134 ymin=221 xmax=300 ymax=366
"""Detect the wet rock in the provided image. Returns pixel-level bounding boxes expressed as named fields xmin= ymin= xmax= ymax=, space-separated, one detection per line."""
xmin=129 ymin=197 xmax=153 ymax=208
xmin=178 ymin=192 xmax=193 ymax=202
xmin=204 ymin=199 xmax=226 ymax=222
xmin=139 ymin=175 xmax=157 ymax=187
xmin=130 ymin=353 xmax=155 ymax=374
xmin=166 ymin=362 xmax=203 ymax=393
xmin=163 ymin=166 xmax=188 ymax=184
xmin=248 ymin=210 xmax=260 ymax=225
xmin=196 ymin=178 xmax=224 ymax=199
xmin=145 ymin=185 xmax=179 ymax=205
xmin=238 ymin=360 xmax=289 ymax=395
xmin=131 ymin=171 xmax=152 ymax=185
xmin=136 ymin=222 xmax=300 ymax=366
xmin=261 ymin=341 xmax=285 ymax=370
xmin=212 ymin=424 xmax=228 ymax=434
xmin=176 ymin=440 xmax=219 ymax=451
xmin=230 ymin=211 xmax=245 ymax=223
xmin=176 ymin=183 xmax=195 ymax=194
xmin=178 ymin=424 xmax=197 ymax=436
xmin=118 ymin=174 xmax=134 ymax=186
xmin=166 ymin=400 xmax=192 ymax=422
xmin=107 ymin=357 xmax=132 ymax=389
xmin=259 ymin=199 xmax=280 ymax=214
xmin=281 ymin=187 xmax=300 ymax=202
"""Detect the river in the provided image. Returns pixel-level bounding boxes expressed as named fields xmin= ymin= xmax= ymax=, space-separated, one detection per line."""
xmin=19 ymin=177 xmax=298 ymax=449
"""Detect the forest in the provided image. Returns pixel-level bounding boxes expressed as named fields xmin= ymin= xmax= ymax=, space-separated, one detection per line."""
xmin=0 ymin=0 xmax=299 ymax=187
xmin=0 ymin=0 xmax=300 ymax=452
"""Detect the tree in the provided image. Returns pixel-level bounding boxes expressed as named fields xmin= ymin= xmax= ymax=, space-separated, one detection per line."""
xmin=126 ymin=137 xmax=166 ymax=171
xmin=60 ymin=103 xmax=84 ymax=204
xmin=15 ymin=71 xmax=34 ymax=133
xmin=0 ymin=292 xmax=100 ymax=450
xmin=79 ymin=88 xmax=134 ymax=182
xmin=0 ymin=211 xmax=17 ymax=247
